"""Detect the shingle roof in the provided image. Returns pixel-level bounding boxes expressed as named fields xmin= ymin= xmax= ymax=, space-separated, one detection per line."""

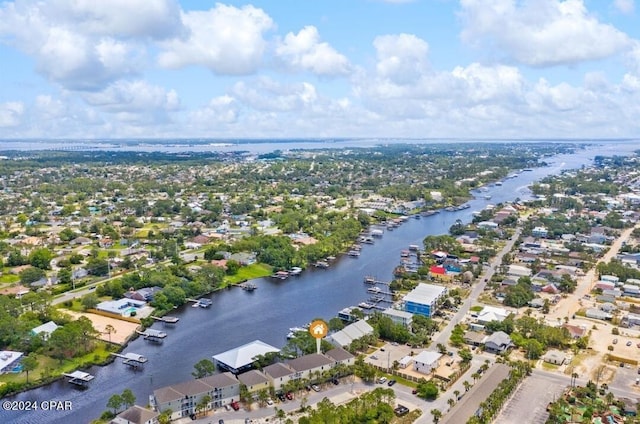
xmin=237 ymin=369 xmax=269 ymax=386
xmin=112 ymin=405 xmax=159 ymax=424
xmin=325 ymin=347 xmax=354 ymax=362
xmin=263 ymin=362 xmax=295 ymax=379
xmin=287 ymin=353 xmax=333 ymax=372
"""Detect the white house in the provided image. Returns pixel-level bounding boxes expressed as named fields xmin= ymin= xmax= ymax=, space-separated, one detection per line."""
xmin=413 ymin=351 xmax=441 ymax=375
xmin=31 ymin=321 xmax=59 ymax=341
xmin=476 ymin=306 xmax=509 ymax=324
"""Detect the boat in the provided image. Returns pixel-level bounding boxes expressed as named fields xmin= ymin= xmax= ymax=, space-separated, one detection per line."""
xmin=314 ymin=261 xmax=329 ymax=268
xmin=358 ymin=302 xmax=373 ymax=309
xmin=484 ymin=195 xmax=492 ymax=200
xmin=386 ymin=224 xmax=394 ymax=230
xmin=347 ymin=250 xmax=360 ymax=257
xmin=326 ymin=256 xmax=336 ymax=261
xmin=198 ymin=298 xmax=212 ymax=308
xmin=495 ymin=181 xmax=503 ymax=186
xmin=409 ymin=244 xmax=419 ymax=251
xmin=414 ymin=214 xmax=420 ymax=219
xmin=271 ymin=271 xmax=289 ymax=280
xmin=367 ymin=286 xmax=381 ymax=294
xmin=242 ymin=283 xmax=257 ymax=291
xmin=363 ymin=276 xmax=376 ymax=284
xmin=289 ymin=267 xmax=303 ymax=276
xmin=371 ymin=229 xmax=384 ymax=237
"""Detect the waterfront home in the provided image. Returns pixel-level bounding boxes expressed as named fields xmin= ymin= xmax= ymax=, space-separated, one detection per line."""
xmin=263 ymin=363 xmax=296 ymax=391
xmin=326 ymin=320 xmax=374 ymax=348
xmin=96 ymin=298 xmax=147 ymax=317
xmin=287 ymin=353 xmax=334 ymax=381
xmin=0 ymin=350 xmax=23 ymax=374
xmin=380 ymin=308 xmax=413 ymax=328
xmin=413 ymin=351 xmax=441 ymax=375
xmin=152 ymin=372 xmax=240 ymax=420
xmin=403 ymin=283 xmax=447 ymax=318
xmin=237 ymin=369 xmax=270 ymax=394
xmin=110 ymin=405 xmax=159 ymax=424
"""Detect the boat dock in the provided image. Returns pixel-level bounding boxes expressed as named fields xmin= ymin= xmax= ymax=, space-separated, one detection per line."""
xmin=187 ymin=298 xmax=213 ymax=308
xmin=111 ymin=352 xmax=148 ymax=369
xmin=137 ymin=329 xmax=167 ymax=343
xmin=63 ymin=370 xmax=94 ymax=386
xmin=241 ymin=282 xmax=257 ymax=291
xmin=151 ymin=315 xmax=179 ymax=325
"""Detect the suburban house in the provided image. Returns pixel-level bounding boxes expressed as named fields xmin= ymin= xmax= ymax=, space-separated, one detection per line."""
xmin=413 ymin=351 xmax=441 ymax=375
xmin=0 ymin=350 xmax=23 ymax=374
xmin=381 ymin=308 xmax=413 ymax=328
xmin=124 ymin=287 xmax=162 ymax=302
xmin=484 ymin=331 xmax=513 ymax=354
xmin=31 ymin=321 xmax=58 ymax=341
xmin=403 ymin=283 xmax=447 ymax=318
xmin=110 ymin=405 xmax=159 ymax=424
xmin=543 ymin=350 xmax=567 ymax=365
xmin=95 ymin=298 xmax=147 ymax=317
xmin=475 ymin=306 xmax=509 ymax=324
xmin=152 ymin=372 xmax=240 ymax=420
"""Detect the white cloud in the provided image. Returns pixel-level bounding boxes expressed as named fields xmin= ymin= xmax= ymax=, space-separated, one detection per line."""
xmin=158 ymin=4 xmax=273 ymax=75
xmin=613 ymin=0 xmax=635 ymax=14
xmin=373 ymin=33 xmax=430 ymax=84
xmin=82 ymin=80 xmax=179 ymax=124
xmin=231 ymin=78 xmax=319 ymax=112
xmin=0 ymin=102 xmax=24 ymax=127
xmin=459 ymin=0 xmax=631 ymax=66
xmin=188 ymin=96 xmax=239 ymax=127
xmin=276 ymin=26 xmax=351 ymax=76
xmin=0 ymin=1 xmax=155 ymax=90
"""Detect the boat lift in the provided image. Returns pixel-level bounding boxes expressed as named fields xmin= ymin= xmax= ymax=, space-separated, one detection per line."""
xmin=111 ymin=352 xmax=148 ymax=369
xmin=63 ymin=370 xmax=95 ymax=387
xmin=136 ymin=329 xmax=167 ymax=343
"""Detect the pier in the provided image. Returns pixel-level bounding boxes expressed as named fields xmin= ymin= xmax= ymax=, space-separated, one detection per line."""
xmin=151 ymin=315 xmax=179 ymax=325
xmin=241 ymin=282 xmax=257 ymax=291
xmin=63 ymin=371 xmax=94 ymax=387
xmin=111 ymin=352 xmax=148 ymax=369
xmin=136 ymin=329 xmax=167 ymax=343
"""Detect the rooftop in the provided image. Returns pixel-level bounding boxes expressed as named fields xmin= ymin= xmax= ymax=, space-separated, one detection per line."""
xmin=213 ymin=340 xmax=280 ymax=372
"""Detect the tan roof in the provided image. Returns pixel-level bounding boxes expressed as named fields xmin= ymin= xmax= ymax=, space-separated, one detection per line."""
xmin=154 ymin=372 xmax=238 ymax=404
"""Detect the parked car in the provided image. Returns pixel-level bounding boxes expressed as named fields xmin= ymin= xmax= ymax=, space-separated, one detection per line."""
xmin=378 ymin=377 xmax=387 ymax=384
xmin=276 ymin=392 xmax=286 ymax=402
xmin=266 ymin=398 xmax=273 ymax=406
xmin=613 ymin=338 xmax=618 ymax=344
xmin=285 ymin=392 xmax=294 ymax=400
xmin=412 ymin=389 xmax=418 ymax=395
xmin=331 ymin=378 xmax=339 ymax=385
xmin=626 ymin=341 xmax=632 ymax=346
xmin=311 ymin=384 xmax=320 ymax=392
xmin=387 ymin=379 xmax=397 ymax=386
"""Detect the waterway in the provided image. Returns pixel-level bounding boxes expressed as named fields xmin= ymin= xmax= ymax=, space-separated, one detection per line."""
xmin=1 ymin=142 xmax=638 ymax=424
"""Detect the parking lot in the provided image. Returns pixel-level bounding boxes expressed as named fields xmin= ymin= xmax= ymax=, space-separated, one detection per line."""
xmin=494 ymin=373 xmax=566 ymax=424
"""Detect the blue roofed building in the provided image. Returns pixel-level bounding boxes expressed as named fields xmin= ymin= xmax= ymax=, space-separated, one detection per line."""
xmin=403 ymin=283 xmax=447 ymax=318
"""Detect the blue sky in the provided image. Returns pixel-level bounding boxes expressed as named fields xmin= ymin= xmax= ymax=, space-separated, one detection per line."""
xmin=1 ymin=0 xmax=639 ymax=139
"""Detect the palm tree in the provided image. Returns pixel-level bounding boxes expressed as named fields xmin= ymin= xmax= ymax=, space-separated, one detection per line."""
xmin=463 ymin=380 xmax=471 ymax=392
xmin=447 ymin=398 xmax=455 ymax=408
xmin=104 ymin=324 xmax=116 ymax=345
xmin=454 ymin=389 xmax=460 ymax=400
xmin=471 ymin=372 xmax=480 ymax=382
xmin=431 ymin=408 xmax=443 ymax=423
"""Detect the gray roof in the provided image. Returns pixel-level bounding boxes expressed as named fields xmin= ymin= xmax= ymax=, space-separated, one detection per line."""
xmin=237 ymin=369 xmax=269 ymax=386
xmin=324 ymin=347 xmax=354 ymax=363
xmin=263 ymin=362 xmax=295 ymax=379
xmin=111 ymin=405 xmax=159 ymax=424
xmin=485 ymin=331 xmax=512 ymax=348
xmin=327 ymin=320 xmax=374 ymax=347
xmin=287 ymin=353 xmax=333 ymax=372
xmin=154 ymin=372 xmax=238 ymax=404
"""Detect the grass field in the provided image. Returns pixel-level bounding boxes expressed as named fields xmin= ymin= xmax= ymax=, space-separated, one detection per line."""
xmin=224 ymin=263 xmax=272 ymax=285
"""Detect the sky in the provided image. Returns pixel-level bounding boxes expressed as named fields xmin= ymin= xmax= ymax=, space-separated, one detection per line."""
xmin=0 ymin=0 xmax=639 ymax=140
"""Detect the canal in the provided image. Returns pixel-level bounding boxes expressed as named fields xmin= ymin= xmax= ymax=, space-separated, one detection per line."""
xmin=2 ymin=142 xmax=637 ymax=424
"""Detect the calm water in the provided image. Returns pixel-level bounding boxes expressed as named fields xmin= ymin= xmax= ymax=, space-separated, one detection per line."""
xmin=1 ymin=142 xmax=637 ymax=424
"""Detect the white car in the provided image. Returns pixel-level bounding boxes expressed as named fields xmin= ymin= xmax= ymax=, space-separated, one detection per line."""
xmin=378 ymin=377 xmax=387 ymax=384
xmin=266 ymin=398 xmax=273 ymax=406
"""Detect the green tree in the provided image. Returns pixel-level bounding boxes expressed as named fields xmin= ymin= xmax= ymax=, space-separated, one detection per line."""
xmin=81 ymin=293 xmax=99 ymax=311
xmin=417 ymin=381 xmax=439 ymax=400
xmin=20 ymin=266 xmax=46 ymax=285
xmin=431 ymin=408 xmax=443 ymax=423
xmin=57 ymin=268 xmax=72 ymax=285
xmin=28 ymin=248 xmax=54 ymax=270
xmin=106 ymin=393 xmax=123 ymax=414
xmin=192 ymin=359 xmax=216 ymax=378
xmin=21 ymin=353 xmax=38 ymax=383
xmin=121 ymin=388 xmax=135 ymax=409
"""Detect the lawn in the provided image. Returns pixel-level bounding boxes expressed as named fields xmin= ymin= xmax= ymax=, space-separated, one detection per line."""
xmin=224 ymin=263 xmax=272 ymax=285
xmin=0 ymin=273 xmax=20 ymax=284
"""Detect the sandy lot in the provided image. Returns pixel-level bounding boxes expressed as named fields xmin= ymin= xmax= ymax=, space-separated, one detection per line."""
xmin=63 ymin=310 xmax=140 ymax=345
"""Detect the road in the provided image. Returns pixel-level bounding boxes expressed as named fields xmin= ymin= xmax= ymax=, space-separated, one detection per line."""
xmin=549 ymin=224 xmax=637 ymax=321
xmin=431 ymin=228 xmax=522 ymax=348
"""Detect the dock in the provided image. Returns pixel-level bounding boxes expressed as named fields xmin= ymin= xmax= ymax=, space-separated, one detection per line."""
xmin=63 ymin=370 xmax=94 ymax=386
xmin=111 ymin=352 xmax=148 ymax=369
xmin=241 ymin=283 xmax=257 ymax=291
xmin=151 ymin=316 xmax=179 ymax=325
xmin=187 ymin=298 xmax=213 ymax=308
xmin=137 ymin=329 xmax=167 ymax=343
